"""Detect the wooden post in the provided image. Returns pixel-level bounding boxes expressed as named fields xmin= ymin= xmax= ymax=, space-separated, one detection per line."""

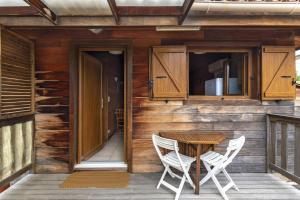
xmin=295 ymin=125 xmax=300 ymax=177
xmin=266 ymin=115 xmax=271 ymax=172
xmin=281 ymin=122 xmax=288 ymax=170
xmin=270 ymin=121 xmax=277 ymax=167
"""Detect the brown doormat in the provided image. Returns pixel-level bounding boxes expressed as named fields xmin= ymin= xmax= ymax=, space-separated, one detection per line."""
xmin=60 ymin=171 xmax=130 ymax=188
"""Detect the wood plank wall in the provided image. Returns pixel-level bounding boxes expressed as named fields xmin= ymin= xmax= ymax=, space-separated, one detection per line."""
xmin=14 ymin=28 xmax=296 ymax=173
xmin=34 ymin=38 xmax=70 ymax=173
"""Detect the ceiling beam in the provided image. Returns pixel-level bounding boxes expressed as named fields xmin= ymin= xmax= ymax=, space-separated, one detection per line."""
xmin=1 ymin=16 xmax=300 ymax=27
xmin=178 ymin=0 xmax=194 ymax=25
xmin=107 ymin=0 xmax=119 ymax=25
xmin=0 ymin=7 xmax=39 ymax=16
xmin=118 ymin=6 xmax=182 ymax=16
xmin=23 ymin=0 xmax=57 ymax=25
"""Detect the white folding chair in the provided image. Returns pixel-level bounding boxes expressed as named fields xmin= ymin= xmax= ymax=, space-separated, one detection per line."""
xmin=152 ymin=134 xmax=195 ymax=200
xmin=200 ymin=136 xmax=245 ymax=200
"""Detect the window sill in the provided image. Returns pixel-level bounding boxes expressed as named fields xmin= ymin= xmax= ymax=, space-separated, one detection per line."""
xmin=188 ymin=95 xmax=249 ymax=100
xmin=184 ymin=96 xmax=261 ymax=106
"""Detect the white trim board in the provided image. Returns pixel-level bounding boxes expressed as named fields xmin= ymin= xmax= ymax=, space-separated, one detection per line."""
xmin=74 ymin=162 xmax=127 ymax=170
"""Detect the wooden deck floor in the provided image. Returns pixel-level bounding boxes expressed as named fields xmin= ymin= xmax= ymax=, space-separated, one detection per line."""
xmin=0 ymin=173 xmax=299 ymax=200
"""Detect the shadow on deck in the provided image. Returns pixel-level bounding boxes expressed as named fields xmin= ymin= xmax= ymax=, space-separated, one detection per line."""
xmin=0 ymin=173 xmax=299 ymax=200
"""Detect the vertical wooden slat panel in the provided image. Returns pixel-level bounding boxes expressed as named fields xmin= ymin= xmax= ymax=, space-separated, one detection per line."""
xmin=0 ymin=27 xmax=2 ymax=117
xmin=13 ymin=123 xmax=24 ymax=172
xmin=281 ymin=122 xmax=288 ymax=170
xmin=270 ymin=121 xmax=277 ymax=166
xmin=0 ymin=126 xmax=13 ymax=181
xmin=295 ymin=125 xmax=300 ymax=177
xmin=23 ymin=121 xmax=33 ymax=166
xmin=0 ymin=117 xmax=33 ymax=183
xmin=266 ymin=115 xmax=271 ymax=172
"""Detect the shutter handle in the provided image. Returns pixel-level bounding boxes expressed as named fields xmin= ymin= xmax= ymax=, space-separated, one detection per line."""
xmin=292 ymin=78 xmax=297 ymax=86
xmin=156 ymin=76 xmax=167 ymax=79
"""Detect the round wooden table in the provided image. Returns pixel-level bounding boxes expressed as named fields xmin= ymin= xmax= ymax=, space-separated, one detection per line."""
xmin=159 ymin=131 xmax=226 ymax=195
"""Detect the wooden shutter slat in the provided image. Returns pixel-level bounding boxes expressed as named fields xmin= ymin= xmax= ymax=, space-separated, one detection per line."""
xmin=2 ymin=72 xmax=31 ymax=80
xmin=261 ymin=46 xmax=295 ymax=100
xmin=2 ymin=64 xmax=32 ymax=74
xmin=1 ymin=61 xmax=31 ymax=70
xmin=0 ymin=27 xmax=34 ymax=118
xmin=151 ymin=46 xmax=187 ymax=99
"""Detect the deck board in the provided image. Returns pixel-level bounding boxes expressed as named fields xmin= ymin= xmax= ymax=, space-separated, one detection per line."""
xmin=0 ymin=173 xmax=299 ymax=200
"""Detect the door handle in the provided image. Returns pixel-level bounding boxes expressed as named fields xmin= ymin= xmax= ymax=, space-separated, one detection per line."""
xmin=156 ymin=76 xmax=167 ymax=79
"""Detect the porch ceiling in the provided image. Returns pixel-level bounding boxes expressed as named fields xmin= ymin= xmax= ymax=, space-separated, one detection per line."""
xmin=0 ymin=0 xmax=28 ymax=7
xmin=1 ymin=0 xmax=300 ymax=26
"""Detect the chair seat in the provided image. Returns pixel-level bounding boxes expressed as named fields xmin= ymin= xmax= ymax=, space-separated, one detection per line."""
xmin=163 ymin=151 xmax=196 ymax=168
xmin=200 ymin=151 xmax=225 ymax=166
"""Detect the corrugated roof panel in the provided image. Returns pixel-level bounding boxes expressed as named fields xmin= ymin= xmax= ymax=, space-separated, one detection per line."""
xmin=116 ymin=0 xmax=185 ymax=7
xmin=42 ymin=0 xmax=112 ymax=16
xmin=0 ymin=0 xmax=29 ymax=7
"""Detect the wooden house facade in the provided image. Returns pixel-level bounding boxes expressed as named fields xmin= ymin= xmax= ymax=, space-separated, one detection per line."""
xmin=0 ymin=0 xmax=300 ymax=186
xmin=1 ymin=27 xmax=294 ymax=174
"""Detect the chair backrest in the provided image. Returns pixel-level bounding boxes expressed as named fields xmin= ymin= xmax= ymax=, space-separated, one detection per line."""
xmin=152 ymin=134 xmax=178 ymax=150
xmin=152 ymin=134 xmax=178 ymax=160
xmin=223 ymin=136 xmax=245 ymax=166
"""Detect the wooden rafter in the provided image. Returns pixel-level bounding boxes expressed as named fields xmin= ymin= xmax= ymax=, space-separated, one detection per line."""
xmin=118 ymin=6 xmax=182 ymax=16
xmin=23 ymin=0 xmax=57 ymax=25
xmin=107 ymin=0 xmax=119 ymax=25
xmin=178 ymin=0 xmax=194 ymax=25
xmin=0 ymin=7 xmax=39 ymax=16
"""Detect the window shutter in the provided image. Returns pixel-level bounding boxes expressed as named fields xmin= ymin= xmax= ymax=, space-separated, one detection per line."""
xmin=150 ymin=46 xmax=187 ymax=99
xmin=0 ymin=27 xmax=35 ymax=118
xmin=261 ymin=46 xmax=296 ymax=100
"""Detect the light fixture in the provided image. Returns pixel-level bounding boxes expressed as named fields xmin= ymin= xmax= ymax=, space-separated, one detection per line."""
xmin=109 ymin=51 xmax=123 ymax=55
xmin=156 ymin=26 xmax=201 ymax=32
xmin=88 ymin=28 xmax=103 ymax=34
xmin=193 ymin=51 xmax=206 ymax=55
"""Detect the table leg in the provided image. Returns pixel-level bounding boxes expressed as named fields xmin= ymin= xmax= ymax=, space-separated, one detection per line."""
xmin=212 ymin=144 xmax=215 ymax=151
xmin=195 ymin=144 xmax=202 ymax=194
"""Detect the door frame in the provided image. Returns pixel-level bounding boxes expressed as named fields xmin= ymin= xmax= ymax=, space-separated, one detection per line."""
xmin=70 ymin=40 xmax=133 ymax=172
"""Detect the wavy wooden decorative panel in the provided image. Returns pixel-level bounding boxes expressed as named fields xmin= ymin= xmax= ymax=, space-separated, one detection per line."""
xmin=0 ymin=117 xmax=33 ymax=184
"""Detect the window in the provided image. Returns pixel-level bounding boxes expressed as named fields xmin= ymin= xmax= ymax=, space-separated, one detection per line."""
xmin=150 ymin=46 xmax=295 ymax=101
xmin=189 ymin=50 xmax=249 ymax=98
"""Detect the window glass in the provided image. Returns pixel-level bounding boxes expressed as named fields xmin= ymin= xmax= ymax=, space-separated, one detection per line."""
xmin=189 ymin=52 xmax=247 ymax=96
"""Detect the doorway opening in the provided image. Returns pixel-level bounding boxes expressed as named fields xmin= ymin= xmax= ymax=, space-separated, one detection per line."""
xmin=76 ymin=49 xmax=126 ymax=169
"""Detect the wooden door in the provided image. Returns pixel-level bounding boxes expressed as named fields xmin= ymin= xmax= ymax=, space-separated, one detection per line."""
xmin=261 ymin=46 xmax=296 ymax=100
xmin=79 ymin=53 xmax=103 ymax=161
xmin=150 ymin=46 xmax=187 ymax=99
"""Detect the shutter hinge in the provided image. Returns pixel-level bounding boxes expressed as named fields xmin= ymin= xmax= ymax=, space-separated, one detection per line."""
xmin=148 ymin=80 xmax=153 ymax=89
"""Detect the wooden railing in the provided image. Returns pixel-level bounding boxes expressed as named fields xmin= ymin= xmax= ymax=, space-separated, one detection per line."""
xmin=267 ymin=114 xmax=300 ymax=184
xmin=0 ymin=114 xmax=34 ymax=186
